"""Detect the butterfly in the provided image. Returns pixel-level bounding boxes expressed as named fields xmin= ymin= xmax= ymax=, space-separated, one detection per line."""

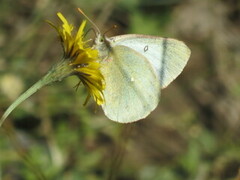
xmin=94 ymin=33 xmax=190 ymax=123
xmin=81 ymin=8 xmax=191 ymax=123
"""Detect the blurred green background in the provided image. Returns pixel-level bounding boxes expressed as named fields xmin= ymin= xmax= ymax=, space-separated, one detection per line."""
xmin=0 ymin=0 xmax=240 ymax=179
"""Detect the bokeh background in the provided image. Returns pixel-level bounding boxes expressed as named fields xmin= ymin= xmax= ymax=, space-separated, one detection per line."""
xmin=0 ymin=0 xmax=240 ymax=179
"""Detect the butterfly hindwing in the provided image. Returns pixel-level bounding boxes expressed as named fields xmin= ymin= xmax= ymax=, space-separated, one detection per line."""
xmin=100 ymin=45 xmax=160 ymax=123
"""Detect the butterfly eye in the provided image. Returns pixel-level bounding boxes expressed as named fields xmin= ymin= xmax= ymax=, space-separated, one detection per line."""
xmin=100 ymin=37 xmax=104 ymax=43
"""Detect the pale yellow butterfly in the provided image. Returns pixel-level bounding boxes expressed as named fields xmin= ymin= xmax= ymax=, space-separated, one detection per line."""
xmin=78 ymin=8 xmax=191 ymax=123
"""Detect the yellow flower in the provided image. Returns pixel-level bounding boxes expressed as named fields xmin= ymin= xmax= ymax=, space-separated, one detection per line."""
xmin=0 ymin=12 xmax=106 ymax=127
xmin=48 ymin=13 xmax=105 ymax=105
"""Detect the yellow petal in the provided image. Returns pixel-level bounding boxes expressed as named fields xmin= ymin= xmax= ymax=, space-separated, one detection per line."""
xmin=76 ymin=20 xmax=86 ymax=41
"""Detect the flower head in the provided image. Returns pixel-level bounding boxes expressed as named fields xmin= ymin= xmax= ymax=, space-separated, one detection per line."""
xmin=48 ymin=13 xmax=105 ymax=105
xmin=0 ymin=12 xmax=106 ymax=127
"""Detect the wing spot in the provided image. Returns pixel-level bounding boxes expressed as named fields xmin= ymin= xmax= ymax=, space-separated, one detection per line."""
xmin=131 ymin=77 xmax=135 ymax=82
xmin=144 ymin=45 xmax=148 ymax=52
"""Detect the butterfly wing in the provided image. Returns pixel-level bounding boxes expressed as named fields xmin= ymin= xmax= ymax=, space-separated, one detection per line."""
xmin=100 ymin=45 xmax=160 ymax=123
xmin=109 ymin=35 xmax=191 ymax=88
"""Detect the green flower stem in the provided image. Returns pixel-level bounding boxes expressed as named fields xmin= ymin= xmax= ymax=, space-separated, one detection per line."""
xmin=0 ymin=59 xmax=73 ymax=127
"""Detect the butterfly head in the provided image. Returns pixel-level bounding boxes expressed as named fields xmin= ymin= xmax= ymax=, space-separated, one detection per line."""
xmin=94 ymin=33 xmax=111 ymax=60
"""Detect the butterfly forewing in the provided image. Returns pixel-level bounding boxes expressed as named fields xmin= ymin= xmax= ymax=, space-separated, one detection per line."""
xmin=100 ymin=45 xmax=160 ymax=123
xmin=110 ymin=35 xmax=191 ymax=88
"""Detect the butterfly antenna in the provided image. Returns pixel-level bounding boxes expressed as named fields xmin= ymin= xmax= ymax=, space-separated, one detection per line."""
xmin=104 ymin=25 xmax=117 ymax=36
xmin=77 ymin=8 xmax=101 ymax=34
